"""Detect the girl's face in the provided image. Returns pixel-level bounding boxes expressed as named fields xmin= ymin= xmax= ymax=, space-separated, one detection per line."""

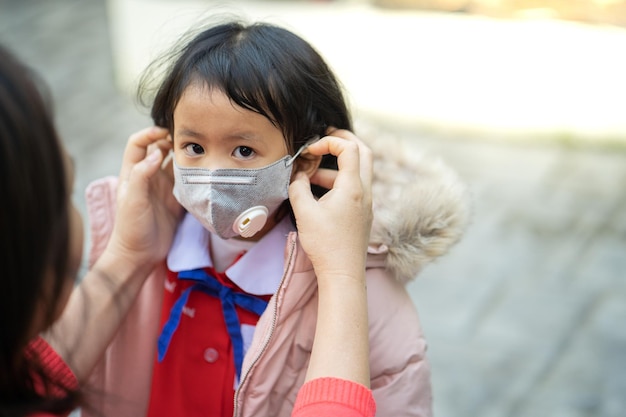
xmin=172 ymin=84 xmax=289 ymax=170
xmin=172 ymin=84 xmax=292 ymax=240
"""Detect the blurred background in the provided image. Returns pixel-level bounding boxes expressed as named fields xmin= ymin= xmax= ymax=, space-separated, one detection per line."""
xmin=1 ymin=0 xmax=625 ymax=416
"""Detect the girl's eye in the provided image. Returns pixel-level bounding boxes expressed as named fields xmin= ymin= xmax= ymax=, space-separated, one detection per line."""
xmin=183 ymin=143 xmax=205 ymax=156
xmin=233 ymin=146 xmax=255 ymax=159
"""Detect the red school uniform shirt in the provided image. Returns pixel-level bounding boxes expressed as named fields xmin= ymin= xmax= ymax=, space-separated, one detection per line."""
xmin=146 ymin=213 xmax=293 ymax=417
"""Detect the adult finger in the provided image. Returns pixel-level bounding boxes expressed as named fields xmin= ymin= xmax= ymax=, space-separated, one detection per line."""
xmin=325 ymin=128 xmax=373 ymax=194
xmin=128 ymin=149 xmax=163 ymax=190
xmin=288 ymin=171 xmax=316 ymax=213
xmin=306 ymin=136 xmax=360 ymax=179
xmin=119 ymin=126 xmax=169 ymax=180
xmin=117 ymin=148 xmax=164 ymax=205
xmin=305 ymin=135 xmax=366 ymax=197
xmin=152 ymin=138 xmax=173 ymax=160
xmin=309 ymin=168 xmax=338 ymax=190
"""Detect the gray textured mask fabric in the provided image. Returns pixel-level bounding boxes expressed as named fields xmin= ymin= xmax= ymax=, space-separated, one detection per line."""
xmin=173 ymin=155 xmax=296 ymax=239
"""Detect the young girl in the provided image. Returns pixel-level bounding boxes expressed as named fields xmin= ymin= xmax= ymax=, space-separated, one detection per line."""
xmin=0 ymin=42 xmax=376 ymax=417
xmin=84 ymin=20 xmax=467 ymax=417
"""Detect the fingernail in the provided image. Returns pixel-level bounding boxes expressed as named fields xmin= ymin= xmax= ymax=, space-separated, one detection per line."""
xmin=147 ymin=149 xmax=161 ymax=163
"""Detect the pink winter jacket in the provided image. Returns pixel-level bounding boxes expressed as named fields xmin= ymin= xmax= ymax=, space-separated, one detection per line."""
xmin=82 ymin=131 xmax=469 ymax=417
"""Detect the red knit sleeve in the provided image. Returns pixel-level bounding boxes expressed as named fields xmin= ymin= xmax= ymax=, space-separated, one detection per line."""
xmin=21 ymin=337 xmax=78 ymax=417
xmin=292 ymin=377 xmax=376 ymax=417
xmin=26 ymin=336 xmax=78 ymax=396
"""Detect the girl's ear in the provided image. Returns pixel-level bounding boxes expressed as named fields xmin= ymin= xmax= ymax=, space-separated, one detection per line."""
xmin=292 ymin=154 xmax=322 ymax=179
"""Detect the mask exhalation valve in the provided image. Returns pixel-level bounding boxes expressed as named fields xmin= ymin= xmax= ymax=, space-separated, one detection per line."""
xmin=233 ymin=206 xmax=269 ymax=238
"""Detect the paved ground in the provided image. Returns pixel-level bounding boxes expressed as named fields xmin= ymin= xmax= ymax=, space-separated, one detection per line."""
xmin=1 ymin=1 xmax=625 ymax=416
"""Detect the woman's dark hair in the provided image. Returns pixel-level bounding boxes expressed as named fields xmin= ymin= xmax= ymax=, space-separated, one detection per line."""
xmin=139 ymin=20 xmax=352 ymax=204
xmin=0 ymin=44 xmax=79 ymax=415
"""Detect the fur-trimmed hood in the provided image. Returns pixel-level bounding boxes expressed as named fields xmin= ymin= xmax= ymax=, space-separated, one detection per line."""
xmin=361 ymin=125 xmax=470 ymax=284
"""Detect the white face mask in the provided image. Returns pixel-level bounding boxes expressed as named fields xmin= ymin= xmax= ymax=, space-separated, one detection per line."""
xmin=172 ymin=143 xmax=311 ymax=239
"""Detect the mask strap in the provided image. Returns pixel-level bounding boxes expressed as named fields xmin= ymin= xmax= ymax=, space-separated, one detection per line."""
xmin=286 ymin=135 xmax=321 ymax=167
xmin=162 ymin=150 xmax=175 ymax=169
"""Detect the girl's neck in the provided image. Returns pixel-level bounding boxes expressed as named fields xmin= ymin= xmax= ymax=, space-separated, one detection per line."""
xmin=209 ymin=233 xmax=256 ymax=272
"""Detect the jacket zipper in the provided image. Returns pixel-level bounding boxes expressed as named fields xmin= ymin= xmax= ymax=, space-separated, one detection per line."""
xmin=232 ymin=235 xmax=298 ymax=417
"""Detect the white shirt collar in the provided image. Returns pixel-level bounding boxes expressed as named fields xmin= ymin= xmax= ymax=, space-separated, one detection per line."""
xmin=167 ymin=212 xmax=295 ymax=295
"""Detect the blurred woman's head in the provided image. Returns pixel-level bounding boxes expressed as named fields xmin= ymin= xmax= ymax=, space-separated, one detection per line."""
xmin=0 ymin=44 xmax=82 ymax=414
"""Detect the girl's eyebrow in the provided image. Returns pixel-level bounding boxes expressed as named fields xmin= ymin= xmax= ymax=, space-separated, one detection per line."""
xmin=226 ymin=132 xmax=261 ymax=142
xmin=176 ymin=127 xmax=205 ymax=139
xmin=175 ymin=128 xmax=259 ymax=142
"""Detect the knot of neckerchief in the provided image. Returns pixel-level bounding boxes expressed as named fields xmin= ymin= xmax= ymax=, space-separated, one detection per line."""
xmin=157 ymin=268 xmax=269 ymax=379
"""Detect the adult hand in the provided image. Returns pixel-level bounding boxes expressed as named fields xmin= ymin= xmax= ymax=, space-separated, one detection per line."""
xmin=45 ymin=127 xmax=183 ymax=381
xmin=289 ymin=129 xmax=374 ymax=386
xmin=106 ymin=126 xmax=183 ymax=272
xmin=289 ymin=128 xmax=373 ymax=282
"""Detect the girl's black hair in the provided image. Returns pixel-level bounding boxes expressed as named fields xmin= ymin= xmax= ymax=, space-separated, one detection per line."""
xmin=0 ymin=44 xmax=79 ymax=415
xmin=139 ymin=20 xmax=352 ymax=203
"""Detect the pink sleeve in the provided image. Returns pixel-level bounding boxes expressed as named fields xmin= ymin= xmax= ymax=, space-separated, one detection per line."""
xmin=292 ymin=377 xmax=376 ymax=417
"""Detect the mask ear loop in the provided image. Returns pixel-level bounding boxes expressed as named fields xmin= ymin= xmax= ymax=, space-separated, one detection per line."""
xmin=162 ymin=149 xmax=175 ymax=169
xmin=286 ymin=135 xmax=321 ymax=167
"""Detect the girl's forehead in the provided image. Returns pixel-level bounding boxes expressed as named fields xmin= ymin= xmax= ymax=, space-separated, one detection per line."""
xmin=173 ymin=88 xmax=288 ymax=148
xmin=172 ymin=78 xmax=293 ymax=150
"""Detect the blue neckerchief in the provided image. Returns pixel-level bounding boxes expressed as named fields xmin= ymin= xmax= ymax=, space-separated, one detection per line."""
xmin=157 ymin=268 xmax=269 ymax=379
